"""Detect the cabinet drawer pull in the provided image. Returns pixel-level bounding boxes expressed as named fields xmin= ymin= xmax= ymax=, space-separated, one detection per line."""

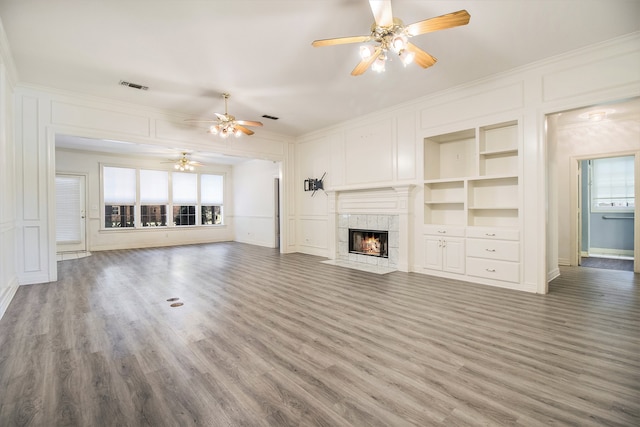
xmin=485 ymin=233 xmax=496 ymax=236
xmin=485 ymin=248 xmax=496 ymax=252
xmin=486 ymin=268 xmax=496 ymax=272
xmin=438 ymin=230 xmax=446 ymax=234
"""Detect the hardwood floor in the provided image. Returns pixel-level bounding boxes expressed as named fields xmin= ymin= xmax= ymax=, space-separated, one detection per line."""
xmin=1 ymin=242 xmax=638 ymax=426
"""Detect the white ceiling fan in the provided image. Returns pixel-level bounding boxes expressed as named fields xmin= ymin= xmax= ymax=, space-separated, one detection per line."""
xmin=162 ymin=152 xmax=203 ymax=171
xmin=185 ymin=93 xmax=263 ymax=138
xmin=312 ymin=0 xmax=470 ymax=75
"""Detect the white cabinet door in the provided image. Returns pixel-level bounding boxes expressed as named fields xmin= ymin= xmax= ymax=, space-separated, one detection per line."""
xmin=443 ymin=237 xmax=465 ymax=274
xmin=424 ymin=236 xmax=443 ymax=271
xmin=424 ymin=236 xmax=464 ymax=274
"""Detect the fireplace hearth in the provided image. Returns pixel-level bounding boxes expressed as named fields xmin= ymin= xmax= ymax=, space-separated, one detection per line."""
xmin=349 ymin=229 xmax=388 ymax=258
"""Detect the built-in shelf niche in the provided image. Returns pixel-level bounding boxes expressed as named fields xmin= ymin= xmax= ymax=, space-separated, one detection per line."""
xmin=423 ymin=120 xmax=520 ymax=228
xmin=424 ymin=180 xmax=465 ymax=204
xmin=467 ymin=176 xmax=518 ymax=209
xmin=424 ymin=203 xmax=465 ymax=226
xmin=479 ymin=121 xmax=518 ymax=176
xmin=424 ymin=129 xmax=476 ymax=180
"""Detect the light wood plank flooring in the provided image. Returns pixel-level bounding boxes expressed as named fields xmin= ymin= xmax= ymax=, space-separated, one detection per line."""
xmin=1 ymin=242 xmax=638 ymax=426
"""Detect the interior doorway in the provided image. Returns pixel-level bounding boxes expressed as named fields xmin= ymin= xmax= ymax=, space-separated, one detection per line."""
xmin=55 ymin=174 xmax=87 ymax=255
xmin=577 ymin=156 xmax=635 ymax=272
xmin=546 ymin=96 xmax=640 ymax=280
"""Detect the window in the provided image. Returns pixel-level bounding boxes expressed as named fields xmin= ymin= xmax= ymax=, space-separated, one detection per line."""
xmin=173 ymin=172 xmax=197 ymax=226
xmin=101 ymin=165 xmax=224 ymax=229
xmin=201 ymin=174 xmax=224 ymax=225
xmin=140 ymin=170 xmax=168 ymax=226
xmin=103 ymin=167 xmax=136 ymax=228
xmin=201 ymin=206 xmax=222 ymax=225
xmin=590 ymin=156 xmax=635 ymax=212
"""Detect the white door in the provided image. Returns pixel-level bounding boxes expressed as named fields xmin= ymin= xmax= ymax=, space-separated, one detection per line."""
xmin=56 ymin=174 xmax=87 ymax=253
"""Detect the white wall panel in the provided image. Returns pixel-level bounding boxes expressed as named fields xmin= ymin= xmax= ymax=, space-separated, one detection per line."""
xmin=22 ymin=226 xmax=41 ymax=272
xmin=344 ymin=119 xmax=393 ymax=185
xmin=51 ymin=101 xmax=151 ymax=137
xmin=0 ymin=44 xmax=19 ymax=319
xmin=299 ymin=218 xmax=328 ymax=250
xmin=396 ymin=112 xmax=416 ymax=181
xmin=419 ymin=82 xmax=524 ymax=129
xmin=20 ymin=96 xmax=40 ymax=220
xmin=328 ymin=132 xmax=345 ymax=187
xmin=543 ymin=50 xmax=640 ymax=102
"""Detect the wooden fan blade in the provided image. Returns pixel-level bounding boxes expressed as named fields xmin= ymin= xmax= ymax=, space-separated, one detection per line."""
xmin=369 ymin=0 xmax=393 ymax=27
xmin=236 ymin=120 xmax=263 ymax=127
xmin=312 ymin=35 xmax=371 ymax=47
xmin=405 ymin=10 xmax=470 ymax=36
xmin=406 ymin=43 xmax=437 ymax=68
xmin=351 ymin=47 xmax=383 ymax=76
xmin=235 ymin=125 xmax=254 ymax=136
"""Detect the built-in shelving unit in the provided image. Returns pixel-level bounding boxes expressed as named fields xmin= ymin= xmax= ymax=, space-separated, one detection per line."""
xmin=423 ymin=120 xmax=519 ymax=227
xmin=422 ymin=120 xmax=522 ymax=286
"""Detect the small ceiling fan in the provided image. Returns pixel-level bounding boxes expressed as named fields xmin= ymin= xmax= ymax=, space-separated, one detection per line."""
xmin=162 ymin=152 xmax=203 ymax=171
xmin=185 ymin=93 xmax=263 ymax=138
xmin=312 ymin=0 xmax=470 ymax=76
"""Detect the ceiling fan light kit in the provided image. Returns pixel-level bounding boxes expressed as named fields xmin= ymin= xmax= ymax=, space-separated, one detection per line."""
xmin=312 ymin=0 xmax=470 ymax=76
xmin=185 ymin=93 xmax=263 ymax=138
xmin=166 ymin=152 xmax=203 ymax=172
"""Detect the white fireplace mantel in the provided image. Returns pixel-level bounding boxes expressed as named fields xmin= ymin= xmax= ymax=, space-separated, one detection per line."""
xmin=326 ymin=184 xmax=415 ymax=272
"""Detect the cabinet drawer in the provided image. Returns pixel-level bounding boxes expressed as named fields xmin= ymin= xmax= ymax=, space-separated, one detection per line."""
xmin=466 ymin=227 xmax=519 ymax=241
xmin=467 ymin=239 xmax=519 ymax=262
xmin=467 ymin=258 xmax=520 ymax=283
xmin=423 ymin=225 xmax=465 ymax=237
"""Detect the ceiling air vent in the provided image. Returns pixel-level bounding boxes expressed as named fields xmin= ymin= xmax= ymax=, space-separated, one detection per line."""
xmin=262 ymin=114 xmax=279 ymax=120
xmin=119 ymin=80 xmax=148 ymax=90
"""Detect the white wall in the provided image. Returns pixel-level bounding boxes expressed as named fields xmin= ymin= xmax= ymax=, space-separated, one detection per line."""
xmin=295 ymin=33 xmax=640 ymax=293
xmin=0 ymin=18 xmax=18 ymax=318
xmin=55 ymin=148 xmax=235 ymax=251
xmin=232 ymin=159 xmax=281 ymax=248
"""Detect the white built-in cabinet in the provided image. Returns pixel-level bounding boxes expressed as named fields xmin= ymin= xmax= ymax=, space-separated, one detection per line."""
xmin=423 ymin=226 xmax=465 ymax=274
xmin=422 ymin=120 xmax=521 ymax=287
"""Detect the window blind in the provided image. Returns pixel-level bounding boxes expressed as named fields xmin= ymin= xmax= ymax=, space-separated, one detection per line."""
xmin=103 ymin=166 xmax=136 ymax=203
xmin=172 ymin=172 xmax=197 ymax=204
xmin=201 ymin=174 xmax=224 ymax=205
xmin=592 ymin=156 xmax=635 ymax=210
xmin=140 ymin=170 xmax=169 ymax=204
xmin=56 ymin=176 xmax=81 ymax=243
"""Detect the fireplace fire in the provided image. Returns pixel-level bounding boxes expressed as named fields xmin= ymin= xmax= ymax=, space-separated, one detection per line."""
xmin=349 ymin=229 xmax=388 ymax=258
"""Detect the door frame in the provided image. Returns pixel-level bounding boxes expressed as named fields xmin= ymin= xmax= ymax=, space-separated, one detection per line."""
xmin=55 ymin=172 xmax=88 ymax=253
xmin=570 ymin=151 xmax=638 ymax=271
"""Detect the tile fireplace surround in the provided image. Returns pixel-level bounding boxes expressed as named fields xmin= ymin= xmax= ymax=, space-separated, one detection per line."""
xmin=325 ymin=185 xmax=414 ymax=272
xmin=339 ymin=214 xmax=399 ymax=268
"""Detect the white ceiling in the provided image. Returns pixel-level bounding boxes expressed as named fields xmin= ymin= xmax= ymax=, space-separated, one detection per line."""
xmin=1 ymin=0 xmax=639 ymax=139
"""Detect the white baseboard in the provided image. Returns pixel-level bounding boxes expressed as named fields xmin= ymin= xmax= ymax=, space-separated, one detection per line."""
xmin=547 ymin=268 xmax=560 ymax=283
xmin=588 ymin=247 xmax=634 ymax=258
xmin=558 ymin=258 xmax=571 ymax=266
xmin=0 ymin=280 xmax=19 ymax=321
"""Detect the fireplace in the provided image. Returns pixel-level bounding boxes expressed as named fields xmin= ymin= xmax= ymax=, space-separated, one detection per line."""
xmin=349 ymin=229 xmax=388 ymax=258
